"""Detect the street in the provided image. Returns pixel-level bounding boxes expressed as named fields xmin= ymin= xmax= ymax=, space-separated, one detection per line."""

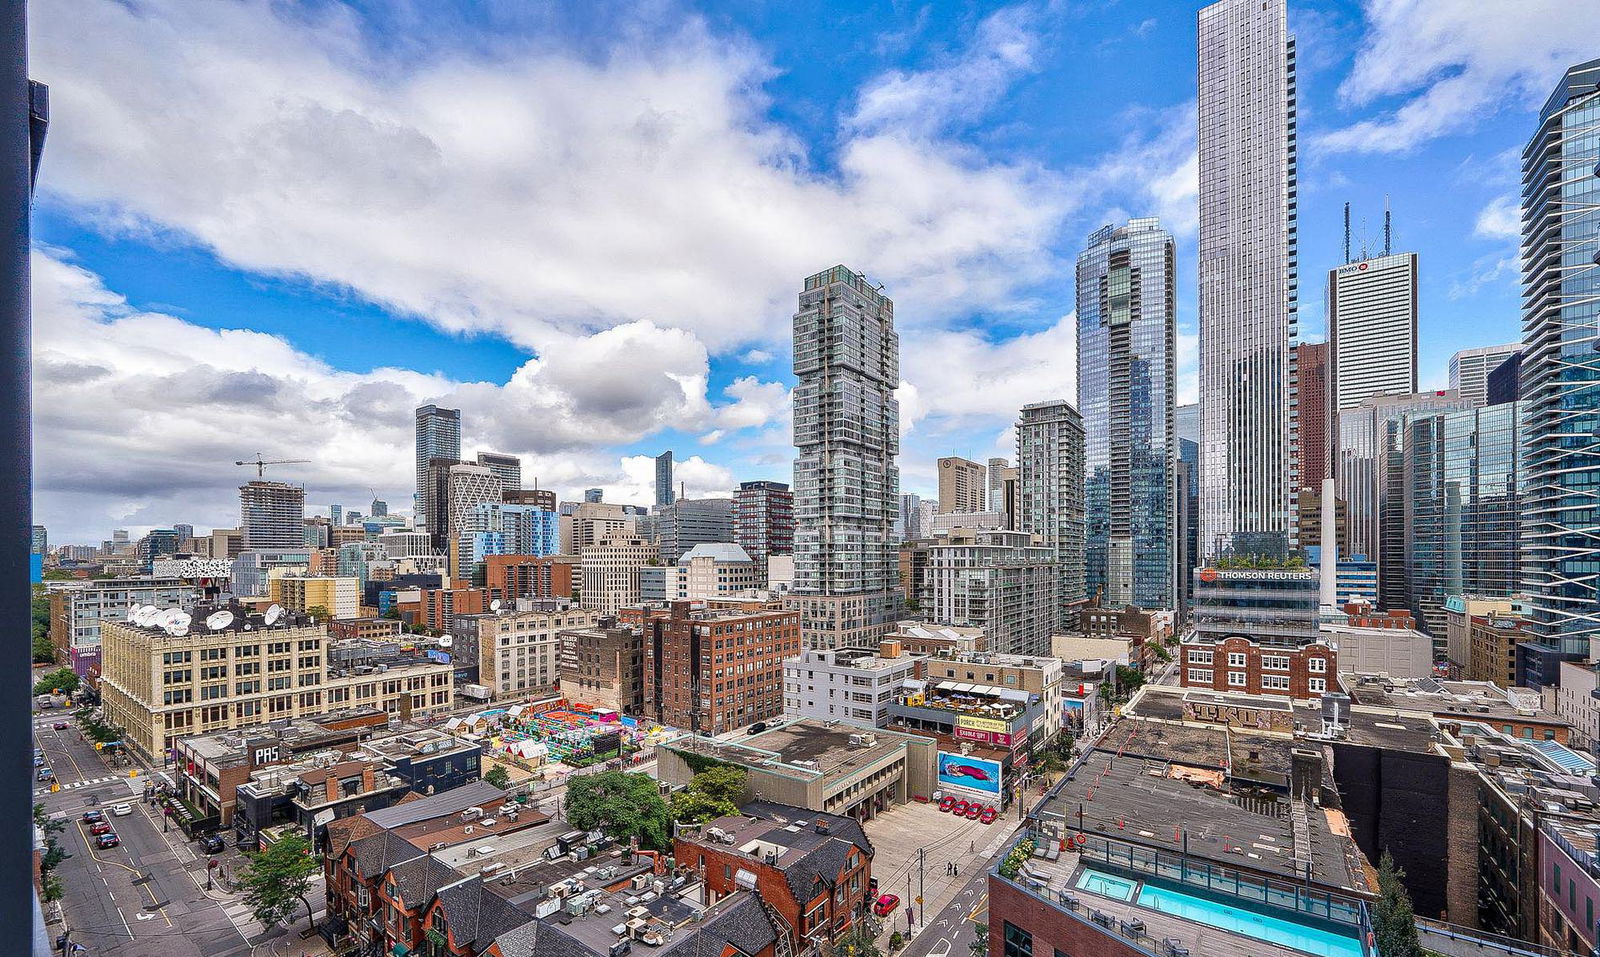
xmin=33 ymin=712 xmax=264 ymax=957
xmin=899 ymin=868 xmax=989 ymax=957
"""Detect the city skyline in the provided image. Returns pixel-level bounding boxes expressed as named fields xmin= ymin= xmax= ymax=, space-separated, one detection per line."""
xmin=27 ymin=0 xmax=1588 ymax=543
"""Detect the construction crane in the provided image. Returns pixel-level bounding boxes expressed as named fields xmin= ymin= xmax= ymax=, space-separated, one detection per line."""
xmin=235 ymin=453 xmax=310 ymax=479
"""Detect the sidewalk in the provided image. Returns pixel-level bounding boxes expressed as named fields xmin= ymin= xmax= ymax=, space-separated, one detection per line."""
xmin=866 ymin=802 xmax=1021 ymax=948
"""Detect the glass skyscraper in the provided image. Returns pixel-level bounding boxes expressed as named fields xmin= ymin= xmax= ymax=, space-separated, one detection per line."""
xmin=1197 ymin=0 xmax=1299 ymax=557
xmin=414 ymin=404 xmax=460 ymax=534
xmin=1016 ymin=399 xmax=1086 ymax=627
xmin=1076 ymin=218 xmax=1176 ymax=609
xmin=655 ymin=451 xmax=675 ymax=508
xmin=1521 ymin=58 xmax=1600 ymax=657
xmin=790 ymin=265 xmax=899 ymax=649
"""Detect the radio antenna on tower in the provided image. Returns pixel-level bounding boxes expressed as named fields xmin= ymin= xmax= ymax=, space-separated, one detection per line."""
xmin=1383 ymin=196 xmax=1392 ymax=257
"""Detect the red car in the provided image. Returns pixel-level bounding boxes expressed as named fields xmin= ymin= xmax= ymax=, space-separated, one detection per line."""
xmin=964 ymin=803 xmax=982 ymax=820
xmin=52 ymin=722 xmax=68 ymax=730
xmin=938 ymin=795 xmax=957 ymax=812
xmin=89 ymin=821 xmax=113 ymax=835
xmin=980 ymin=806 xmax=998 ymax=825
xmin=952 ymin=799 xmax=970 ymax=815
xmin=873 ymin=893 xmax=900 ymax=917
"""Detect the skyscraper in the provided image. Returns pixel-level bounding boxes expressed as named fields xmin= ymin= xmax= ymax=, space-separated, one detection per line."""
xmin=1520 ymin=58 xmax=1600 ymax=661
xmin=1294 ymin=342 xmax=1330 ymax=489
xmin=1016 ymin=399 xmax=1086 ymax=626
xmin=446 ymin=464 xmax=502 ymax=579
xmin=1197 ymin=0 xmax=1298 ymax=556
xmin=368 ymin=499 xmax=387 ymax=517
xmin=1449 ymin=344 xmax=1522 ymax=409
xmin=239 ymin=480 xmax=306 ymax=550
xmin=329 ymin=504 xmax=342 ymax=527
xmin=414 ymin=405 xmax=460 ymax=534
xmin=583 ymin=488 xmax=604 ymax=504
xmin=654 ymin=452 xmax=675 ymax=508
xmin=1328 ymin=252 xmax=1418 ymax=412
xmin=654 ymin=497 xmax=734 ymax=564
xmin=790 ymin=265 xmax=899 ymax=649
xmin=986 ymin=458 xmax=1010 ymax=512
xmin=1076 ymin=219 xmax=1177 ymax=609
xmin=475 ymin=451 xmax=522 ymax=492
xmin=937 ymin=457 xmax=987 ymax=513
xmin=733 ymin=480 xmax=794 ymax=563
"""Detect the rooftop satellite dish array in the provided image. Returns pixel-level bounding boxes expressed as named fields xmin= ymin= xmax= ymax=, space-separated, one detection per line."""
xmin=125 ymin=604 xmax=289 ymax=637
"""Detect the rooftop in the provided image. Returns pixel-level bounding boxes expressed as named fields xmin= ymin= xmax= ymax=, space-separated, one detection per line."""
xmin=662 ymin=718 xmax=910 ymax=781
xmin=676 ymin=543 xmax=754 ymax=564
xmin=1340 ymin=674 xmax=1564 ymax=726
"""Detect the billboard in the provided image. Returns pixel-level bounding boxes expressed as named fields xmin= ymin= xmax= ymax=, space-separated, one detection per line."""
xmin=938 ymin=751 xmax=1002 ymax=798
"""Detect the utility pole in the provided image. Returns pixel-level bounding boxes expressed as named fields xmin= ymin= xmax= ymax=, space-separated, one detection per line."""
xmin=917 ymin=846 xmax=925 ymax=928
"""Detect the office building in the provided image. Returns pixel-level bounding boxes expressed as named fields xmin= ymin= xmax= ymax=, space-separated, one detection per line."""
xmin=1198 ymin=0 xmax=1299 ymax=554
xmin=1016 ymin=399 xmax=1086 ymax=623
xmin=1487 ymin=350 xmax=1522 ymax=406
xmin=654 ymin=451 xmax=674 ymax=508
xmin=328 ymin=504 xmax=342 ymax=528
xmin=451 ymin=604 xmax=596 ymax=700
xmin=137 ymin=528 xmax=182 ymax=568
xmin=1295 ymin=341 xmax=1330 ymax=490
xmin=925 ymin=529 xmax=1058 ymax=657
xmin=420 ymin=455 xmax=463 ymax=551
xmin=1450 ymin=344 xmax=1522 ymax=409
xmin=896 ymin=493 xmax=923 ymax=541
xmin=47 ymin=576 xmax=200 ymax=675
xmin=985 ymin=458 xmax=1010 ymax=512
xmin=231 ymin=548 xmax=311 ymax=598
xmin=790 ymin=265 xmax=900 ymax=649
xmin=566 ymin=500 xmax=637 ymax=552
xmin=653 ymin=496 xmax=733 ymax=564
xmin=1403 ymin=403 xmax=1523 ymax=644
xmin=558 ymin=618 xmax=646 ymax=715
xmin=501 ymin=487 xmax=556 ymax=510
xmin=1077 ymin=218 xmax=1177 ymax=609
xmin=1329 ymin=252 xmax=1419 ymax=413
xmin=413 ymin=405 xmax=460 ymax=533
xmin=1521 ymin=58 xmax=1600 ymax=661
xmin=583 ymin=488 xmax=603 ymax=503
xmin=783 ymin=643 xmax=925 ymax=728
xmin=473 ymin=451 xmax=521 ymax=491
xmin=98 ymin=603 xmax=453 ymax=761
xmin=444 ymin=464 xmax=501 ymax=578
xmin=579 ymin=537 xmax=657 ymax=614
xmin=936 ymin=456 xmax=986 ymax=513
xmin=268 ymin=574 xmax=360 ymax=620
xmin=732 ymin=480 xmax=794 ymax=563
xmin=661 ymin=543 xmax=763 ymax=600
xmin=1192 ymin=562 xmax=1322 ymax=647
xmin=628 ymin=601 xmax=800 ymax=735
xmin=239 ymin=480 xmax=306 ymax=550
xmin=482 ymin=554 xmax=576 ymax=601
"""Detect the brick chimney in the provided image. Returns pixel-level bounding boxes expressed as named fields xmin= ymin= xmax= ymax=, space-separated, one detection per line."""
xmin=324 ymin=770 xmax=339 ymax=803
xmin=361 ymin=765 xmax=376 ymax=794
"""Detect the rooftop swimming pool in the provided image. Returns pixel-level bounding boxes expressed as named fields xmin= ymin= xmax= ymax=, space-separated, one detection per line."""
xmin=1076 ymin=867 xmax=1364 ymax=957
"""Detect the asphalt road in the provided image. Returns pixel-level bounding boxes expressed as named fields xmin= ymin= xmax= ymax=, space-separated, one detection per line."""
xmin=34 ymin=713 xmax=256 ymax=957
xmin=901 ymin=868 xmax=989 ymax=957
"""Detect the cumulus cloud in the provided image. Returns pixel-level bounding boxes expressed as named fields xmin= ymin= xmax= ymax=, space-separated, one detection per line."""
xmin=1474 ymin=195 xmax=1520 ymax=241
xmin=898 ymin=313 xmax=1078 ymax=431
xmin=1320 ymin=0 xmax=1600 ymax=153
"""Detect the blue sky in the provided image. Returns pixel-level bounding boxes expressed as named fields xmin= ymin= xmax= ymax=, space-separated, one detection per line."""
xmin=29 ymin=0 xmax=1596 ymax=543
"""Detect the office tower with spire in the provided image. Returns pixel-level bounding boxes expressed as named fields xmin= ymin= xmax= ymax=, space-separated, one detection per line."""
xmin=1197 ymin=0 xmax=1299 ymax=557
xmin=1076 ymin=218 xmax=1177 ymax=609
xmin=1016 ymin=399 xmax=1086 ymax=626
xmin=414 ymin=405 xmax=461 ymax=534
xmin=1519 ymin=58 xmax=1600 ymax=677
xmin=1329 ymin=204 xmax=1418 ymax=414
xmin=654 ymin=452 xmax=675 ymax=508
xmin=790 ymin=265 xmax=900 ymax=649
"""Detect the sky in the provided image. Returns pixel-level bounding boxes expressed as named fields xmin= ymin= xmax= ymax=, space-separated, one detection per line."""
xmin=27 ymin=0 xmax=1600 ymax=544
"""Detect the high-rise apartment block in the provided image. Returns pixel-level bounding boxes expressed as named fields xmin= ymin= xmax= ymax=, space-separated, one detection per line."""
xmin=239 ymin=480 xmax=306 ymax=550
xmin=1077 ymin=218 xmax=1177 ymax=609
xmin=474 ymin=451 xmax=521 ymax=492
xmin=1294 ymin=342 xmax=1330 ymax=490
xmin=732 ymin=480 xmax=793 ymax=562
xmin=444 ymin=464 xmax=502 ymax=578
xmin=1450 ymin=344 xmax=1522 ymax=409
xmin=414 ymin=405 xmax=461 ymax=533
xmin=654 ymin=497 xmax=734 ymax=564
xmin=925 ymin=529 xmax=1059 ymax=657
xmin=937 ymin=457 xmax=986 ymax=513
xmin=422 ymin=456 xmax=464 ymax=551
xmin=655 ymin=451 xmax=675 ymax=508
xmin=790 ymin=266 xmax=900 ymax=649
xmin=1521 ymin=58 xmax=1600 ymax=660
xmin=1016 ymin=399 xmax=1086 ymax=625
xmin=269 ymin=574 xmax=360 ymax=620
xmin=1197 ymin=0 xmax=1299 ymax=554
xmin=1329 ymin=252 xmax=1418 ymax=412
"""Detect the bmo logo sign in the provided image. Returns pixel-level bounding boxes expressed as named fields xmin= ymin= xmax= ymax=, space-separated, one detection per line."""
xmin=1337 ymin=261 xmax=1371 ymax=276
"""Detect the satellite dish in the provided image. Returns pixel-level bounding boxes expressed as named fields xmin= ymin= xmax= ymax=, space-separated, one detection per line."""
xmin=264 ymin=604 xmax=284 ymax=626
xmin=132 ymin=606 xmax=158 ymax=626
xmin=159 ymin=608 xmax=186 ymax=627
xmin=164 ymin=613 xmax=191 ymax=637
xmin=205 ymin=610 xmax=235 ymax=631
xmin=490 ymin=599 xmax=502 ymax=613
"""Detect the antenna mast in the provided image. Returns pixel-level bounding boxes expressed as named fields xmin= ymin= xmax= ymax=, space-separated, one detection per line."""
xmin=1343 ymin=203 xmax=1351 ymax=264
xmin=1383 ymin=196 xmax=1392 ymax=257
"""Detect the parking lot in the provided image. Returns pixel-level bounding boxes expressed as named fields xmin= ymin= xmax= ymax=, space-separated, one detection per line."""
xmin=862 ymin=795 xmax=1013 ymax=934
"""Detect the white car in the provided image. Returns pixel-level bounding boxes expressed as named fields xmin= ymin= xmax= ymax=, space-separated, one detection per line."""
xmin=110 ymin=803 xmax=132 ymax=817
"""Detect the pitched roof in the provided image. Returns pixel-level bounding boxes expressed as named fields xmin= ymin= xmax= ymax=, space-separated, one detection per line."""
xmin=386 ymin=853 xmax=460 ymax=910
xmin=432 ymin=875 xmax=534 ymax=952
xmin=362 ymin=779 xmax=504 ymax=829
xmin=350 ymin=829 xmax=425 ymax=880
xmin=492 ymin=920 xmax=592 ymax=957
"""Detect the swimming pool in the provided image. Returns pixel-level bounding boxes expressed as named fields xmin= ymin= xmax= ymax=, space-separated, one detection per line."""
xmin=1077 ymin=868 xmax=1364 ymax=957
xmin=1075 ymin=870 xmax=1136 ymax=900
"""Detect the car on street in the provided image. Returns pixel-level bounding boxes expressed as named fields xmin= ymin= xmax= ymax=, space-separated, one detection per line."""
xmin=36 ymin=767 xmax=51 ymax=781
xmin=200 ymin=833 xmax=226 ymax=853
xmin=980 ymin=806 xmax=998 ymax=825
xmin=89 ymin=822 xmax=113 ymax=836
xmin=81 ymin=810 xmax=104 ymax=824
xmin=747 ymin=722 xmax=767 ymax=735
xmin=52 ymin=722 xmax=68 ymax=730
xmin=32 ymin=755 xmax=44 ymax=767
xmin=110 ymin=804 xmax=132 ymax=817
xmin=95 ymin=833 xmax=120 ymax=849
xmin=964 ymin=803 xmax=982 ymax=820
xmin=938 ymin=795 xmax=957 ymax=812
xmin=872 ymin=893 xmax=900 ymax=917
xmin=952 ymin=799 xmax=970 ymax=815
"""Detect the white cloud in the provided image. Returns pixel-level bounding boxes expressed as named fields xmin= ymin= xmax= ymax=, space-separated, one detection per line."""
xmin=1320 ymin=0 xmax=1600 ymax=153
xmin=898 ymin=313 xmax=1078 ymax=431
xmin=1474 ymin=194 xmax=1520 ymax=241
xmin=740 ymin=349 xmax=774 ymax=364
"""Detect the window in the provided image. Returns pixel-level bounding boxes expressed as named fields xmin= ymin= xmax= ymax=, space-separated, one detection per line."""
xmin=1308 ymin=657 xmax=1327 ymax=674
xmin=1227 ymin=652 xmax=1247 ymax=668
xmin=1186 ymin=668 xmax=1212 ymax=684
xmin=1003 ymin=922 xmax=1032 ymax=957
xmin=1228 ymin=671 xmax=1247 ymax=687
xmin=1187 ymin=650 xmax=1212 ymax=665
xmin=1309 ymin=678 xmax=1326 ymax=694
xmin=1262 ymin=674 xmax=1289 ymax=691
xmin=1261 ymin=655 xmax=1290 ymax=672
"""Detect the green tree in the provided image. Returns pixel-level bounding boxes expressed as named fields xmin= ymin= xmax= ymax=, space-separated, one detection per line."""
xmin=484 ymin=765 xmax=512 ymax=789
xmin=835 ymin=922 xmax=882 ymax=957
xmin=34 ymin=804 xmax=68 ymax=902
xmin=32 ymin=633 xmax=56 ymax=665
xmin=305 ymin=604 xmax=331 ymax=621
xmin=970 ymin=923 xmax=989 ymax=957
xmin=33 ymin=667 xmax=79 ymax=696
xmin=1373 ymin=852 xmax=1422 ymax=957
xmin=565 ymin=771 xmax=670 ymax=850
xmin=238 ymin=832 xmax=321 ymax=930
xmin=668 ymin=765 xmax=747 ymax=825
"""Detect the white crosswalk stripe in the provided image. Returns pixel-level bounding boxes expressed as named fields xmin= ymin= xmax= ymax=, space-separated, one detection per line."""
xmin=34 ymin=775 xmax=124 ymax=795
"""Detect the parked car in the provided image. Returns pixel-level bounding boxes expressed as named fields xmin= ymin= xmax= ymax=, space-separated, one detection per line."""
xmin=938 ymin=795 xmax=957 ymax=812
xmin=964 ymin=803 xmax=982 ymax=820
xmin=872 ymin=893 xmax=900 ymax=917
xmin=980 ymin=806 xmax=998 ymax=825
xmin=89 ymin=822 xmax=113 ymax=836
xmin=36 ymin=767 xmax=51 ymax=781
xmin=747 ymin=722 xmax=767 ymax=735
xmin=200 ymin=833 xmax=226 ymax=853
xmin=95 ymin=833 xmax=120 ymax=849
xmin=52 ymin=721 xmax=68 ymax=731
xmin=110 ymin=804 xmax=132 ymax=817
xmin=32 ymin=755 xmax=44 ymax=767
xmin=81 ymin=810 xmax=105 ymax=824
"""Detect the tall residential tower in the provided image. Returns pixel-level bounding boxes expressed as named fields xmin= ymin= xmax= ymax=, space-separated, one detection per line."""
xmin=414 ymin=405 xmax=461 ymax=533
xmin=1016 ymin=399 xmax=1086 ymax=626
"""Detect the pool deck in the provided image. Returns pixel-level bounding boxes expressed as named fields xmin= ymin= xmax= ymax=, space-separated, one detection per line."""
xmin=1012 ymin=850 xmax=1353 ymax=957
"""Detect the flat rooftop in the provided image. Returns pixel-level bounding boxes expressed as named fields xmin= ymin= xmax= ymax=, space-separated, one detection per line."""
xmin=1341 ymin=675 xmax=1563 ymax=725
xmin=664 ymin=719 xmax=908 ymax=780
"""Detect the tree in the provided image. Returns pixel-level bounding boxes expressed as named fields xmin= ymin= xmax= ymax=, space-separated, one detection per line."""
xmin=305 ymin=604 xmax=331 ymax=621
xmin=484 ymin=765 xmax=512 ymax=789
xmin=32 ymin=633 xmax=56 ymax=665
xmin=565 ymin=771 xmax=671 ymax=850
xmin=834 ymin=923 xmax=881 ymax=957
xmin=238 ymin=832 xmax=321 ymax=931
xmin=668 ymin=765 xmax=746 ymax=826
xmin=1373 ymin=852 xmax=1422 ymax=957
xmin=33 ymin=667 xmax=79 ymax=697
xmin=34 ymin=804 xmax=68 ymax=903
xmin=970 ymin=923 xmax=989 ymax=957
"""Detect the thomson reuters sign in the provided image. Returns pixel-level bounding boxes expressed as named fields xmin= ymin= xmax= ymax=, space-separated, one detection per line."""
xmin=1198 ymin=568 xmax=1316 ymax=581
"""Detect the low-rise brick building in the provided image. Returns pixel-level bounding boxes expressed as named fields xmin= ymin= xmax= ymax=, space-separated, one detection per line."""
xmin=1179 ymin=635 xmax=1337 ymax=698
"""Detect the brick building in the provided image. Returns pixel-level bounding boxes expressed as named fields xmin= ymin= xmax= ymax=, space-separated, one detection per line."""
xmin=556 ymin=618 xmax=645 ymax=715
xmin=417 ymin=586 xmax=496 ymax=632
xmin=482 ymin=554 xmax=576 ymax=600
xmin=624 ymin=601 xmax=800 ymax=735
xmin=1179 ymin=635 xmax=1337 ymax=698
xmin=326 ymin=617 xmax=403 ymax=642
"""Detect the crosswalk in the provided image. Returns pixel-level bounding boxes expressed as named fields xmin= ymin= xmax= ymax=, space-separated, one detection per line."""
xmin=35 ymin=774 xmax=124 ymax=796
